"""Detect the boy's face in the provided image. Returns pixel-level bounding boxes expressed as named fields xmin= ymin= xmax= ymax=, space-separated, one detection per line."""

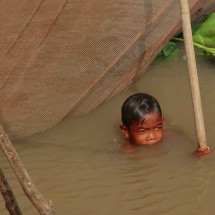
xmin=120 ymin=113 xmax=164 ymax=145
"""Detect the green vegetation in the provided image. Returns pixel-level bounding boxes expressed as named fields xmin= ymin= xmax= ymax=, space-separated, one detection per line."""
xmin=156 ymin=42 xmax=179 ymax=61
xmin=157 ymin=13 xmax=215 ymax=60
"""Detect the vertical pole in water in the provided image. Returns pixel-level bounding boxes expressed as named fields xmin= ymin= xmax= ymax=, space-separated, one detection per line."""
xmin=179 ymin=0 xmax=210 ymax=155
xmin=0 ymin=168 xmax=22 ymax=215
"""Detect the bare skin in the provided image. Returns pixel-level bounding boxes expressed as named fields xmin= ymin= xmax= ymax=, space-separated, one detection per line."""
xmin=120 ymin=113 xmax=164 ymax=153
xmin=120 ymin=112 xmax=211 ymax=156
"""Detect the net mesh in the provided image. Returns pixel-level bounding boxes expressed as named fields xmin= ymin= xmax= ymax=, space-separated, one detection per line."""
xmin=0 ymin=0 xmax=215 ymax=139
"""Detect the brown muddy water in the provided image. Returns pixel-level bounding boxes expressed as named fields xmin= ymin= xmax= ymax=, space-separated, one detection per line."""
xmin=1 ymin=57 xmax=215 ymax=215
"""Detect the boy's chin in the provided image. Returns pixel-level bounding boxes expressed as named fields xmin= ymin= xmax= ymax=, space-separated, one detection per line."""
xmin=135 ymin=140 xmax=162 ymax=145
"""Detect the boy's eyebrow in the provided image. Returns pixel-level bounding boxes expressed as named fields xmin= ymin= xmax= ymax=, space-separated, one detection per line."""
xmin=137 ymin=126 xmax=148 ymax=129
xmin=155 ymin=123 xmax=163 ymax=126
xmin=137 ymin=122 xmax=163 ymax=129
xmin=153 ymin=123 xmax=163 ymax=128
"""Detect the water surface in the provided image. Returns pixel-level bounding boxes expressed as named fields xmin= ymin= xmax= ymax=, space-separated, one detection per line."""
xmin=1 ymin=57 xmax=215 ymax=215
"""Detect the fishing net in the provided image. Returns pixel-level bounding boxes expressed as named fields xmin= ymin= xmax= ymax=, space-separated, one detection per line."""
xmin=0 ymin=0 xmax=215 ymax=139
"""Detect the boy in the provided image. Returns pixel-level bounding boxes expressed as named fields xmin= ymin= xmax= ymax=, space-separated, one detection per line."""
xmin=120 ymin=93 xmax=164 ymax=152
xmin=120 ymin=93 xmax=210 ymax=155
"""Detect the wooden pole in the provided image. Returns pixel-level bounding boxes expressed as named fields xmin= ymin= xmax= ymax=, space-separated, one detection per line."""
xmin=179 ymin=0 xmax=209 ymax=154
xmin=0 ymin=168 xmax=22 ymax=215
xmin=0 ymin=123 xmax=56 ymax=215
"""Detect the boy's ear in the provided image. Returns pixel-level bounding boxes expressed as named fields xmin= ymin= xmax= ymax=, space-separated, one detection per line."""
xmin=120 ymin=125 xmax=129 ymax=138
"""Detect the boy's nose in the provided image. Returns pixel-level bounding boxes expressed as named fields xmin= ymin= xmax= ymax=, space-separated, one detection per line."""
xmin=147 ymin=131 xmax=156 ymax=140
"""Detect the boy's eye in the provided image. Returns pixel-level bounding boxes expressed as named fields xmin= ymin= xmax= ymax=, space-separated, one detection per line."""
xmin=154 ymin=126 xmax=163 ymax=131
xmin=137 ymin=129 xmax=147 ymax=133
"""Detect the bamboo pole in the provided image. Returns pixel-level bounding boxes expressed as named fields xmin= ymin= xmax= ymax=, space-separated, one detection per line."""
xmin=0 ymin=123 xmax=56 ymax=215
xmin=0 ymin=168 xmax=22 ymax=215
xmin=179 ymin=0 xmax=209 ymax=154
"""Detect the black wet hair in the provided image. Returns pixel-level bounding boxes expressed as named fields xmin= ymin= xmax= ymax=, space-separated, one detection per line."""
xmin=121 ymin=93 xmax=162 ymax=128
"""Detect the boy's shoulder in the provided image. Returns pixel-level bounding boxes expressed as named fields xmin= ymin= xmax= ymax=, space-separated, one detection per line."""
xmin=164 ymin=129 xmax=178 ymax=138
xmin=120 ymin=142 xmax=137 ymax=154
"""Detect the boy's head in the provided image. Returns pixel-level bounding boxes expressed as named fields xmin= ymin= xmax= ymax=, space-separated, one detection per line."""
xmin=120 ymin=93 xmax=164 ymax=145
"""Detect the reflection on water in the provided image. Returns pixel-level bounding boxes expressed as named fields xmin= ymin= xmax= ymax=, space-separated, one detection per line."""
xmin=1 ymin=58 xmax=215 ymax=215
